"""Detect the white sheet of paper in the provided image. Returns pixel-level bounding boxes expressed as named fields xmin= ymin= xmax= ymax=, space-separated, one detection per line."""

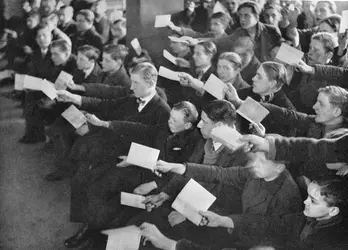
xmin=126 ymin=142 xmax=160 ymax=170
xmin=120 ymin=192 xmax=146 ymax=209
xmin=158 ymin=66 xmax=180 ymax=81
xmin=14 ymin=74 xmax=25 ymax=90
xmin=211 ymin=125 xmax=244 ymax=150
xmin=61 ymin=105 xmax=87 ymax=129
xmin=55 ymin=71 xmax=72 ymax=90
xmin=130 ymin=38 xmax=142 ymax=56
xmin=154 ymin=14 xmax=171 ymax=28
xmin=163 ymin=49 xmax=177 ymax=65
xmin=275 ymin=43 xmax=304 ymax=65
xmin=340 ymin=10 xmax=348 ymax=33
xmin=40 ymin=79 xmax=58 ymax=100
xmin=203 ymin=74 xmax=226 ymax=100
xmin=213 ymin=1 xmax=228 ymax=14
xmin=23 ymin=75 xmax=43 ymax=90
xmin=102 ymin=226 xmax=141 ymax=250
xmin=172 ymin=179 xmax=216 ymax=225
xmin=237 ymin=97 xmax=270 ymax=125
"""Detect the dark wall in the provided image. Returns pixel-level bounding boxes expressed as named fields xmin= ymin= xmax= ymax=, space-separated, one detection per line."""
xmin=126 ymin=0 xmax=183 ymax=67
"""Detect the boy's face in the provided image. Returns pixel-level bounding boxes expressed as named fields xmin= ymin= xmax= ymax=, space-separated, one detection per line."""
xmin=168 ymin=109 xmax=189 ymax=134
xmin=303 ymin=182 xmax=336 ymax=220
xmin=210 ymin=19 xmax=225 ymax=37
xmin=27 ymin=16 xmax=40 ymax=29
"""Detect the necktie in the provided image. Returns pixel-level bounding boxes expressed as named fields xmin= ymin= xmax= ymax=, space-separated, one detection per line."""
xmin=196 ymin=69 xmax=204 ymax=80
xmin=136 ymin=98 xmax=146 ymax=105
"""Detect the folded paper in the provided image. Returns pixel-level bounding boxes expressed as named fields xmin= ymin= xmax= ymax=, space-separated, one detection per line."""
xmin=237 ymin=97 xmax=269 ymax=124
xmin=61 ymin=105 xmax=87 ymax=129
xmin=131 ymin=38 xmax=142 ymax=56
xmin=211 ymin=125 xmax=244 ymax=150
xmin=40 ymin=79 xmax=58 ymax=100
xmin=126 ymin=142 xmax=160 ymax=170
xmin=120 ymin=192 xmax=146 ymax=209
xmin=55 ymin=71 xmax=72 ymax=90
xmin=23 ymin=75 xmax=43 ymax=90
xmin=158 ymin=66 xmax=180 ymax=81
xmin=203 ymin=74 xmax=225 ymax=100
xmin=275 ymin=43 xmax=304 ymax=65
xmin=172 ymin=179 xmax=216 ymax=225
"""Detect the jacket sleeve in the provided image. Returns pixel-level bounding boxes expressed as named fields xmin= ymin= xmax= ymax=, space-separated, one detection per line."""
xmin=80 ymin=96 xmax=127 ymax=118
xmin=84 ymin=83 xmax=130 ymax=99
xmin=261 ymin=103 xmax=313 ymax=135
xmin=183 ymin=164 xmax=250 ymax=189
xmin=175 ymin=239 xmax=219 ymax=250
xmin=266 ymin=134 xmax=348 ymax=163
xmin=313 ymin=64 xmax=348 ymax=88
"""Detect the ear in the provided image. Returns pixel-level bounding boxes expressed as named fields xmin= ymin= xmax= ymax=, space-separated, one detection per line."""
xmin=214 ymin=121 xmax=223 ymax=128
xmin=329 ymin=206 xmax=340 ymax=217
xmin=333 ymin=107 xmax=342 ymax=118
xmin=269 ymin=79 xmax=277 ymax=89
xmin=276 ymin=163 xmax=286 ymax=173
xmin=184 ymin=122 xmax=192 ymax=130
xmin=326 ymin=51 xmax=334 ymax=62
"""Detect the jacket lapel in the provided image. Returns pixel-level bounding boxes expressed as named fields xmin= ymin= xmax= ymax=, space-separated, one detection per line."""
xmin=138 ymin=94 xmax=160 ymax=114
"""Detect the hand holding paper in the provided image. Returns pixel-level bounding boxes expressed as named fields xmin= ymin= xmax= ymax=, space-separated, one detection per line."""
xmin=154 ymin=14 xmax=171 ymax=28
xmin=203 ymin=74 xmax=225 ymax=100
xmin=102 ymin=226 xmax=142 ymax=250
xmin=120 ymin=192 xmax=146 ymax=209
xmin=126 ymin=143 xmax=160 ymax=170
xmin=61 ymin=105 xmax=87 ymax=129
xmin=237 ymin=97 xmax=269 ymax=125
xmin=275 ymin=43 xmax=304 ymax=65
xmin=55 ymin=71 xmax=73 ymax=90
xmin=40 ymin=79 xmax=58 ymax=100
xmin=131 ymin=38 xmax=142 ymax=56
xmin=172 ymin=179 xmax=216 ymax=225
xmin=159 ymin=66 xmax=180 ymax=81
xmin=140 ymin=223 xmax=177 ymax=249
xmin=56 ymin=90 xmax=82 ymax=105
xmin=211 ymin=125 xmax=244 ymax=150
xmin=163 ymin=49 xmax=177 ymax=65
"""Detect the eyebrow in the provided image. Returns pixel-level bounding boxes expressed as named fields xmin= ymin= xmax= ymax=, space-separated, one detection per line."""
xmin=309 ymin=194 xmax=319 ymax=203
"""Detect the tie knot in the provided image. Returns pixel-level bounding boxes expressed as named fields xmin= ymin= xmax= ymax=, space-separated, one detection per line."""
xmin=136 ymin=98 xmax=146 ymax=105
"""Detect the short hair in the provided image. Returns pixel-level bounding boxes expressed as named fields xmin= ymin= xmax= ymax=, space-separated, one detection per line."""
xmin=103 ymin=44 xmax=129 ymax=62
xmin=172 ymin=101 xmax=199 ymax=124
xmin=238 ymin=1 xmax=261 ymax=17
xmin=218 ymin=52 xmax=242 ymax=69
xmin=263 ymin=3 xmax=282 ymax=13
xmin=196 ymin=41 xmax=217 ymax=57
xmin=77 ymin=45 xmax=100 ymax=61
xmin=50 ymin=39 xmax=71 ymax=52
xmin=231 ymin=36 xmax=255 ymax=54
xmin=311 ymin=32 xmax=336 ymax=53
xmin=202 ymin=100 xmax=237 ymax=126
xmin=27 ymin=11 xmax=40 ymax=20
xmin=211 ymin=12 xmax=231 ymax=28
xmin=76 ymin=9 xmax=95 ymax=23
xmin=316 ymin=0 xmax=337 ymax=14
xmin=130 ymin=62 xmax=158 ymax=86
xmin=59 ymin=5 xmax=74 ymax=14
xmin=319 ymin=14 xmax=341 ymax=33
xmin=313 ymin=178 xmax=348 ymax=214
xmin=260 ymin=61 xmax=288 ymax=89
xmin=113 ymin=17 xmax=126 ymax=27
xmin=318 ymin=85 xmax=348 ymax=118
xmin=36 ymin=23 xmax=52 ymax=35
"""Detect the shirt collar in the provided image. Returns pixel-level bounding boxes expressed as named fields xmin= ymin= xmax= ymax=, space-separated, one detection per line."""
xmin=139 ymin=90 xmax=156 ymax=107
xmin=212 ymin=141 xmax=223 ymax=151
xmin=83 ymin=63 xmax=95 ymax=77
xmin=198 ymin=65 xmax=211 ymax=75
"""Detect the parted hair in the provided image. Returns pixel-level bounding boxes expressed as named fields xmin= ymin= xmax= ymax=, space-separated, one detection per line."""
xmin=311 ymin=32 xmax=336 ymax=53
xmin=318 ymin=85 xmax=348 ymax=118
xmin=173 ymin=101 xmax=199 ymax=124
xmin=202 ymin=100 xmax=237 ymax=126
xmin=50 ymin=38 xmax=71 ymax=52
xmin=261 ymin=61 xmax=288 ymax=90
xmin=77 ymin=45 xmax=100 ymax=61
xmin=130 ymin=62 xmax=158 ymax=86
xmin=103 ymin=44 xmax=129 ymax=62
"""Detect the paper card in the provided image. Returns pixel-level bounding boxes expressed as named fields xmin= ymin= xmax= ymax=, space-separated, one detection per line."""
xmin=61 ymin=105 xmax=87 ymax=129
xmin=23 ymin=75 xmax=43 ymax=90
xmin=158 ymin=66 xmax=180 ymax=81
xmin=211 ymin=125 xmax=244 ymax=150
xmin=14 ymin=74 xmax=25 ymax=90
xmin=237 ymin=97 xmax=270 ymax=125
xmin=172 ymin=179 xmax=216 ymax=225
xmin=40 ymin=79 xmax=58 ymax=100
xmin=130 ymin=38 xmax=142 ymax=56
xmin=154 ymin=14 xmax=171 ymax=28
xmin=275 ymin=43 xmax=304 ymax=65
xmin=163 ymin=49 xmax=177 ymax=65
xmin=126 ymin=142 xmax=160 ymax=170
xmin=102 ymin=226 xmax=141 ymax=250
xmin=55 ymin=71 xmax=72 ymax=90
xmin=340 ymin=10 xmax=348 ymax=33
xmin=213 ymin=1 xmax=228 ymax=14
xmin=120 ymin=192 xmax=146 ymax=209
xmin=203 ymin=74 xmax=226 ymax=100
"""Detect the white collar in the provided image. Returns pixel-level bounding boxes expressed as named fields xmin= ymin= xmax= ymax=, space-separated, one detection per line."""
xmin=41 ymin=48 xmax=48 ymax=56
xmin=212 ymin=141 xmax=223 ymax=151
xmin=83 ymin=63 xmax=95 ymax=77
xmin=138 ymin=90 xmax=156 ymax=111
xmin=197 ymin=65 xmax=211 ymax=75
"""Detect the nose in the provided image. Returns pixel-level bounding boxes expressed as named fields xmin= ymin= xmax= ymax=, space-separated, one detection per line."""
xmin=304 ymin=197 xmax=309 ymax=206
xmin=130 ymin=82 xmax=135 ymax=90
xmin=197 ymin=120 xmax=203 ymax=128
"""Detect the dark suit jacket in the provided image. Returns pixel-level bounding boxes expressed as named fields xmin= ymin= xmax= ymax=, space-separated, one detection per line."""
xmin=171 ymin=9 xmax=196 ymax=29
xmin=72 ymin=62 xmax=103 ymax=85
xmin=70 ymin=27 xmax=104 ymax=54
xmin=59 ymin=20 xmax=77 ymax=37
xmin=100 ymin=65 xmax=131 ymax=87
xmin=240 ymin=55 xmax=260 ymax=86
xmin=94 ymin=16 xmax=111 ymax=44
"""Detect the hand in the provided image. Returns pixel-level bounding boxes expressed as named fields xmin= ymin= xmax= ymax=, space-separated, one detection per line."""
xmin=240 ymin=134 xmax=270 ymax=153
xmin=175 ymin=58 xmax=191 ymax=68
xmin=56 ymin=90 xmax=82 ymax=105
xmin=199 ymin=210 xmax=230 ymax=228
xmin=181 ymin=36 xmax=199 ymax=46
xmin=140 ymin=223 xmax=177 ymax=250
xmin=249 ymin=123 xmax=266 ymax=137
xmin=286 ymin=26 xmax=300 ymax=47
xmin=167 ymin=21 xmax=182 ymax=34
xmin=115 ymin=155 xmax=130 ymax=168
xmin=168 ymin=211 xmax=186 ymax=227
xmin=85 ymin=113 xmax=104 ymax=127
xmin=338 ymin=29 xmax=348 ymax=51
xmin=178 ymin=72 xmax=193 ymax=87
xmin=326 ymin=163 xmax=348 ymax=176
xmin=0 ymin=69 xmax=15 ymax=80
xmin=336 ymin=164 xmax=348 ymax=176
xmin=155 ymin=160 xmax=185 ymax=174
xmin=23 ymin=45 xmax=33 ymax=54
xmin=134 ymin=181 xmax=157 ymax=195
xmin=224 ymin=82 xmax=239 ymax=103
xmin=294 ymin=60 xmax=314 ymax=75
xmin=143 ymin=192 xmax=170 ymax=211
xmin=41 ymin=99 xmax=56 ymax=109
xmin=76 ymin=123 xmax=89 ymax=136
